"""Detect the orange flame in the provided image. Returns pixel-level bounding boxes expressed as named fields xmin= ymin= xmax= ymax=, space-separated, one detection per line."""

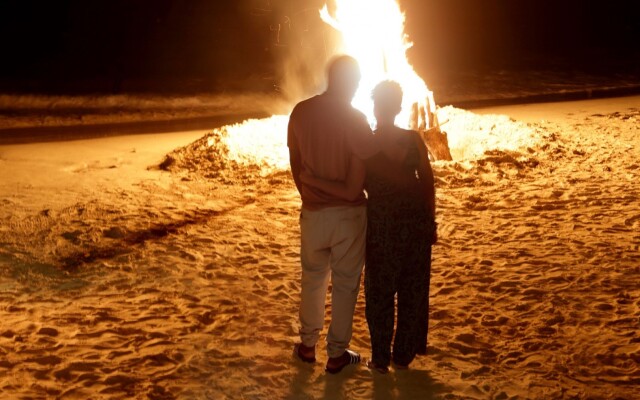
xmin=214 ymin=0 xmax=439 ymax=171
xmin=205 ymin=0 xmax=542 ymax=173
xmin=320 ymin=0 xmax=435 ymax=128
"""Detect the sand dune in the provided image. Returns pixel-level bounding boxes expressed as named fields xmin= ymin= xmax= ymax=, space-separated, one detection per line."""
xmin=0 ymin=97 xmax=639 ymax=399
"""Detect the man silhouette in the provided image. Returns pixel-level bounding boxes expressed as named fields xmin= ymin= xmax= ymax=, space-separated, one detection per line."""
xmin=288 ymin=55 xmax=377 ymax=374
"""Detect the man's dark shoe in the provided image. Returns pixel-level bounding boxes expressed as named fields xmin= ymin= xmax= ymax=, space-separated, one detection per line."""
xmin=294 ymin=343 xmax=316 ymax=363
xmin=325 ymin=349 xmax=361 ymax=374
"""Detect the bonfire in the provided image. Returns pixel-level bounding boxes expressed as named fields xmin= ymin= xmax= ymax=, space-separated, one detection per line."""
xmin=164 ymin=0 xmax=460 ymax=176
xmin=2 ymin=1 xmax=639 ymax=399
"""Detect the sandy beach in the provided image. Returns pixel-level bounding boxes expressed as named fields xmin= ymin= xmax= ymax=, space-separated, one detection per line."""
xmin=0 ymin=95 xmax=639 ymax=399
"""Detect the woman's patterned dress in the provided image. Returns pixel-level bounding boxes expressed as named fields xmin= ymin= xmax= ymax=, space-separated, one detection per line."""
xmin=364 ymin=129 xmax=436 ymax=367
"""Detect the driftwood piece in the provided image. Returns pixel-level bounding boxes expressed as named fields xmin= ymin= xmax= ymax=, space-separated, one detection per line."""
xmin=423 ymin=127 xmax=453 ymax=161
xmin=409 ymin=99 xmax=453 ymax=161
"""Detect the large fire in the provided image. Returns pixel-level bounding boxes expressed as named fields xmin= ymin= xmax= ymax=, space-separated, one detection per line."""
xmin=205 ymin=0 xmax=537 ymax=171
xmin=226 ymin=0 xmax=433 ymax=169
xmin=319 ymin=0 xmax=435 ymax=128
xmin=214 ymin=0 xmax=436 ymax=171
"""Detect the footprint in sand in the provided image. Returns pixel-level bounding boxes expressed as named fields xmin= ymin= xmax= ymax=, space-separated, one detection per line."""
xmin=63 ymin=159 xmax=121 ymax=173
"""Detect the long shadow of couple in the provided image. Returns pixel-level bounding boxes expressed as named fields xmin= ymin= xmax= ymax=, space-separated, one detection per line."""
xmin=287 ymin=358 xmax=447 ymax=399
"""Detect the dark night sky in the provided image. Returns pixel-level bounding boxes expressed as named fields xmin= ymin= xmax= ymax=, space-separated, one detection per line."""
xmin=0 ymin=0 xmax=638 ymax=94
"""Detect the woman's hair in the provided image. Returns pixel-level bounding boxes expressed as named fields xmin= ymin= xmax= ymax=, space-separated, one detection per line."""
xmin=371 ymin=80 xmax=403 ymax=110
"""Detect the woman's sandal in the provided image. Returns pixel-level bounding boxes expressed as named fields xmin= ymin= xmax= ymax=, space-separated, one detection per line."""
xmin=391 ymin=353 xmax=410 ymax=370
xmin=366 ymin=359 xmax=389 ymax=374
xmin=392 ymin=360 xmax=409 ymax=370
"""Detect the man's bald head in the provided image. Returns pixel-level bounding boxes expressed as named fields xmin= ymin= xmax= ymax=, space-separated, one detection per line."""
xmin=326 ymin=55 xmax=361 ymax=102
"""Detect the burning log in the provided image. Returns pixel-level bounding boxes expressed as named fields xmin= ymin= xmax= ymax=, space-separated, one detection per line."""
xmin=409 ymin=97 xmax=453 ymax=161
xmin=423 ymin=126 xmax=453 ymax=161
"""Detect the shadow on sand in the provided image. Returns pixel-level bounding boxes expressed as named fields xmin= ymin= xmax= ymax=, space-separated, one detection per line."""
xmin=286 ymin=354 xmax=447 ymax=400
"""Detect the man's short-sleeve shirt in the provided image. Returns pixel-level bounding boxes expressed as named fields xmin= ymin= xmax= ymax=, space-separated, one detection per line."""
xmin=288 ymin=93 xmax=378 ymax=210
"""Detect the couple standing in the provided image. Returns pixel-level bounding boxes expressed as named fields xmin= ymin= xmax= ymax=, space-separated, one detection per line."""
xmin=288 ymin=55 xmax=437 ymax=374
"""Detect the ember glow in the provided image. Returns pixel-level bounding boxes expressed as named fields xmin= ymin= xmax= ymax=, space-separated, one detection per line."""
xmin=222 ymin=115 xmax=290 ymax=172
